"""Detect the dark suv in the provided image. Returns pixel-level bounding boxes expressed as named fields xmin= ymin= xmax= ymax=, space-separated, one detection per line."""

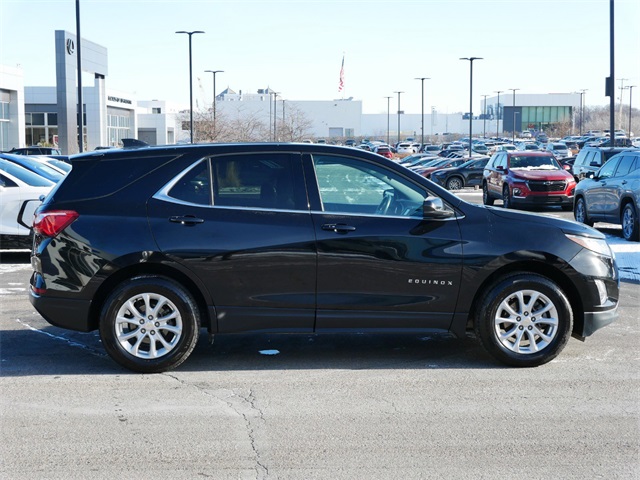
xmin=30 ymin=143 xmax=618 ymax=372
xmin=482 ymin=151 xmax=576 ymax=210
xmin=572 ymin=147 xmax=632 ymax=182
xmin=7 ymin=146 xmax=62 ymax=156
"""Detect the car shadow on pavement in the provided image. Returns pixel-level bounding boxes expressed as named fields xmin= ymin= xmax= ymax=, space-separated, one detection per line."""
xmin=0 ymin=327 xmax=502 ymax=377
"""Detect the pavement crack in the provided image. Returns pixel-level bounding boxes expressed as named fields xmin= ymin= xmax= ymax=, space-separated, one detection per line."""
xmin=160 ymin=376 xmax=269 ymax=479
xmin=228 ymin=388 xmax=269 ymax=479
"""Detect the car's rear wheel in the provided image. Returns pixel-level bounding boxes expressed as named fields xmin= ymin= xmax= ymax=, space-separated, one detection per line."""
xmin=482 ymin=183 xmax=494 ymax=206
xmin=574 ymin=197 xmax=594 ymax=227
xmin=621 ymin=203 xmax=639 ymax=241
xmin=99 ymin=276 xmax=200 ymax=373
xmin=474 ymin=273 xmax=572 ymax=367
xmin=446 ymin=177 xmax=464 ymax=191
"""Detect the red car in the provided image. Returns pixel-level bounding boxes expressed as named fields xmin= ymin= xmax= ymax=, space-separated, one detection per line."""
xmin=482 ymin=151 xmax=576 ymax=210
xmin=416 ymin=158 xmax=467 ymax=178
xmin=374 ymin=145 xmax=394 ymax=159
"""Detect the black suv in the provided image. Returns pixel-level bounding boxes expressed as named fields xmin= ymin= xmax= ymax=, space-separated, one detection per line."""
xmin=572 ymin=147 xmax=633 ymax=181
xmin=30 ymin=143 xmax=619 ymax=372
xmin=7 ymin=146 xmax=62 ymax=156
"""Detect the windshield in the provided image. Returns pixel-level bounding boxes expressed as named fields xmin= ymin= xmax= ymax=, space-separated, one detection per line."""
xmin=0 ymin=160 xmax=54 ymax=187
xmin=509 ymin=155 xmax=560 ymax=170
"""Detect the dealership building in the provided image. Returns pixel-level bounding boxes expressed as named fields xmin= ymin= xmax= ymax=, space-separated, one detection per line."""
xmin=0 ymin=31 xmax=582 ymax=153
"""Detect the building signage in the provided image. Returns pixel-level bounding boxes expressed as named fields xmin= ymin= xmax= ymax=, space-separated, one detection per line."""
xmin=66 ymin=39 xmax=75 ymax=55
xmin=108 ymin=96 xmax=132 ymax=105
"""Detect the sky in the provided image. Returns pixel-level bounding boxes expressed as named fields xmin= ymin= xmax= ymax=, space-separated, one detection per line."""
xmin=1 ymin=0 xmax=639 ymax=115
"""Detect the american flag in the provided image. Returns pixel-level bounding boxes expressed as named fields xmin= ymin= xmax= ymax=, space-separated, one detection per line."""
xmin=338 ymin=55 xmax=344 ymax=92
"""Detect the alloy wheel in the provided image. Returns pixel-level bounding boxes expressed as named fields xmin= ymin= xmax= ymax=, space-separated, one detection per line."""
xmin=494 ymin=289 xmax=559 ymax=354
xmin=115 ymin=292 xmax=183 ymax=359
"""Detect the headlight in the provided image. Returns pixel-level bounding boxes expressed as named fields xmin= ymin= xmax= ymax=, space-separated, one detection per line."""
xmin=565 ymin=234 xmax=613 ymax=257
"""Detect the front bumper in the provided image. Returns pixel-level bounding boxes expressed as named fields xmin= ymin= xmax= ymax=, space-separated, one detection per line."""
xmin=512 ymin=194 xmax=574 ymax=207
xmin=577 ymin=305 xmax=619 ymax=338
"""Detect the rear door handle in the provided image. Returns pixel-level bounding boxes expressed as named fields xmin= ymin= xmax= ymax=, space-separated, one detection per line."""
xmin=322 ymin=223 xmax=356 ymax=233
xmin=170 ymin=215 xmax=205 ymax=226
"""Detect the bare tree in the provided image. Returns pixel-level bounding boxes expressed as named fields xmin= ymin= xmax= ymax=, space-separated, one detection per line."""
xmin=276 ymin=103 xmax=314 ymax=142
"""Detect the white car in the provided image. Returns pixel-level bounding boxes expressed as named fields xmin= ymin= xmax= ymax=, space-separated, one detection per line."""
xmin=545 ymin=142 xmax=571 ymax=159
xmin=0 ymin=158 xmax=54 ymax=242
xmin=396 ymin=142 xmax=417 ymax=154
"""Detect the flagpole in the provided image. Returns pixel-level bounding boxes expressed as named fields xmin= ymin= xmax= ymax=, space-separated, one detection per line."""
xmin=338 ymin=53 xmax=345 ymax=99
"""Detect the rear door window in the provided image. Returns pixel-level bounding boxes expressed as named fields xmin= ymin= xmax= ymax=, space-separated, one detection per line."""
xmin=613 ymin=155 xmax=635 ymax=177
xmin=597 ymin=157 xmax=620 ymax=180
xmin=212 ymin=153 xmax=303 ymax=210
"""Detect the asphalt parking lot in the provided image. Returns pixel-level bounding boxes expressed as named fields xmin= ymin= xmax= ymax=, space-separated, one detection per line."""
xmin=1 ymin=200 xmax=639 ymax=479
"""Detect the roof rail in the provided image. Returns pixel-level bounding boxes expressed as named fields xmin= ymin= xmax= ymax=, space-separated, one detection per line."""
xmin=121 ymin=138 xmax=150 ymax=149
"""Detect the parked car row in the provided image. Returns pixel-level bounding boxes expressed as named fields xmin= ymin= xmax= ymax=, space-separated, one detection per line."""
xmin=0 ymin=153 xmax=69 ymax=247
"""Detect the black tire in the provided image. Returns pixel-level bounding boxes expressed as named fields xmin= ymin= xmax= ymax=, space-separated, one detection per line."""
xmin=482 ymin=183 xmax=494 ymax=206
xmin=574 ymin=197 xmax=594 ymax=227
xmin=502 ymin=185 xmax=512 ymax=209
xmin=621 ymin=203 xmax=639 ymax=241
xmin=99 ymin=276 xmax=201 ymax=373
xmin=446 ymin=176 xmax=464 ymax=191
xmin=474 ymin=273 xmax=573 ymax=367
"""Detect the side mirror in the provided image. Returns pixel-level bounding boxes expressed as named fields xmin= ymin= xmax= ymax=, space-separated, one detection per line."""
xmin=496 ymin=165 xmax=505 ymax=172
xmin=423 ymin=198 xmax=454 ymax=219
xmin=563 ymin=164 xmax=571 ymax=171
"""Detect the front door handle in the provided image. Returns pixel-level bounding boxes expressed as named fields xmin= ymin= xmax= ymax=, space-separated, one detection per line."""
xmin=170 ymin=215 xmax=205 ymax=226
xmin=322 ymin=223 xmax=356 ymax=233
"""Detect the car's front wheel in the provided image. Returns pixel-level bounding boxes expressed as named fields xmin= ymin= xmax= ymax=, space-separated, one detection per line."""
xmin=621 ymin=203 xmax=639 ymax=241
xmin=99 ymin=276 xmax=201 ymax=373
xmin=482 ymin=183 xmax=494 ymax=206
xmin=502 ymin=185 xmax=513 ymax=209
xmin=475 ymin=273 xmax=573 ymax=367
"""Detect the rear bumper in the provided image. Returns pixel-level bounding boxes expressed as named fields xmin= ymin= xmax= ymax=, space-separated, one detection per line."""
xmin=29 ymin=287 xmax=95 ymax=332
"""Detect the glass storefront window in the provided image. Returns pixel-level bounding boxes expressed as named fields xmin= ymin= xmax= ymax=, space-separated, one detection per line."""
xmin=0 ymin=102 xmax=9 ymax=120
xmin=31 ymin=113 xmax=45 ymax=125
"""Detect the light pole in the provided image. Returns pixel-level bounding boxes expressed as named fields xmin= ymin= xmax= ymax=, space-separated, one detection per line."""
xmin=273 ymin=92 xmax=280 ymax=141
xmin=509 ymin=88 xmax=520 ymax=143
xmin=204 ymin=70 xmax=223 ymax=118
xmin=629 ymin=86 xmax=636 ymax=137
xmin=481 ymin=94 xmax=488 ymax=139
xmin=460 ymin=57 xmax=483 ymax=158
xmin=75 ymin=0 xmax=84 ymax=152
xmin=282 ymin=99 xmax=286 ymax=140
xmin=384 ymin=96 xmax=392 ymax=146
xmin=494 ymin=90 xmax=503 ymax=138
xmin=577 ymin=89 xmax=587 ymax=136
xmin=176 ymin=30 xmax=205 ymax=143
xmin=415 ymin=77 xmax=430 ymax=148
xmin=394 ymin=91 xmax=404 ymax=145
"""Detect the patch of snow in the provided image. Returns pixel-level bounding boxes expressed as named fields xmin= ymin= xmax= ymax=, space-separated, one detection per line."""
xmin=259 ymin=350 xmax=280 ymax=356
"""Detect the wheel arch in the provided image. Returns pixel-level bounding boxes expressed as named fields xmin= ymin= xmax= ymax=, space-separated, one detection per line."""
xmin=87 ymin=262 xmax=214 ymax=333
xmin=619 ymin=195 xmax=636 ymax=217
xmin=466 ymin=260 xmax=584 ymax=337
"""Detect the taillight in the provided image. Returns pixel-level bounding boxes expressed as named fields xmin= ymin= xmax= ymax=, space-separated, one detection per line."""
xmin=33 ymin=210 xmax=79 ymax=237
